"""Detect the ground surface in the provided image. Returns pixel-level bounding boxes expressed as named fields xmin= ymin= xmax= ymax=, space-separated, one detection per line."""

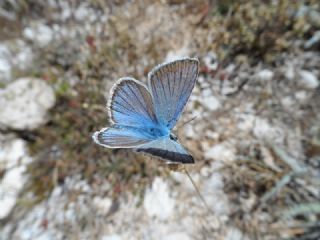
xmin=0 ymin=1 xmax=319 ymax=240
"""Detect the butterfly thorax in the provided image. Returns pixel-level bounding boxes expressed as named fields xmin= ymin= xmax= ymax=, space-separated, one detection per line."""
xmin=145 ymin=125 xmax=169 ymax=138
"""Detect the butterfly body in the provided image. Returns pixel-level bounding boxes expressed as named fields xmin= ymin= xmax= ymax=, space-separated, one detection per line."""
xmin=93 ymin=58 xmax=199 ymax=164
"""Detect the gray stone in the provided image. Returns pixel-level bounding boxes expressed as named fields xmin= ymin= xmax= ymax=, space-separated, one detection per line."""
xmin=203 ymin=51 xmax=218 ymax=71
xmin=0 ymin=78 xmax=56 ymax=130
xmin=0 ymin=135 xmax=33 ymax=219
xmin=205 ymin=142 xmax=236 ymax=162
xmin=163 ymin=232 xmax=191 ymax=240
xmin=0 ymin=44 xmax=12 ymax=82
xmin=299 ymin=70 xmax=319 ymax=89
xmin=23 ymin=23 xmax=53 ymax=47
xmin=144 ymin=177 xmax=175 ymax=220
xmin=256 ymin=69 xmax=274 ymax=81
xmin=101 ymin=235 xmax=122 ymax=240
xmin=201 ymin=95 xmax=221 ymax=111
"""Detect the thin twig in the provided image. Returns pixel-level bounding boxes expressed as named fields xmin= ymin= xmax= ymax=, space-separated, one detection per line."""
xmin=183 ymin=166 xmax=215 ymax=216
xmin=177 ymin=116 xmax=197 ymax=130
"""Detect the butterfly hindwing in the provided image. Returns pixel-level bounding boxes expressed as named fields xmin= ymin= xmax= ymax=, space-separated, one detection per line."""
xmin=108 ymin=77 xmax=158 ymax=128
xmin=148 ymin=58 xmax=199 ymax=129
xmin=93 ymin=125 xmax=156 ymax=148
xmin=136 ymin=137 xmax=194 ymax=164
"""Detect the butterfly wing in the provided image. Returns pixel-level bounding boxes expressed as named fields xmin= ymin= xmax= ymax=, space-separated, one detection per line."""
xmin=93 ymin=125 xmax=157 ymax=148
xmin=136 ymin=137 xmax=194 ymax=164
xmin=108 ymin=77 xmax=158 ymax=128
xmin=94 ymin=59 xmax=197 ymax=161
xmin=148 ymin=58 xmax=199 ymax=129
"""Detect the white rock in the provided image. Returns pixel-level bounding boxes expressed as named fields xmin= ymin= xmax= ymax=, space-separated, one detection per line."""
xmin=202 ymin=172 xmax=230 ymax=215
xmin=225 ymin=64 xmax=236 ymax=74
xmin=205 ymin=189 xmax=229 ymax=215
xmin=170 ymin=171 xmax=185 ymax=184
xmin=0 ymin=78 xmax=56 ymax=130
xmin=201 ymin=95 xmax=221 ymax=111
xmin=0 ymin=135 xmax=33 ymax=169
xmin=60 ymin=1 xmax=72 ymax=20
xmin=51 ymin=185 xmax=63 ymax=198
xmin=281 ymin=96 xmax=294 ymax=108
xmin=165 ymin=47 xmax=190 ymax=63
xmin=0 ymin=166 xmax=26 ymax=219
xmin=220 ymin=79 xmax=238 ymax=95
xmin=205 ymin=130 xmax=219 ymax=140
xmin=101 ymin=234 xmax=122 ymax=240
xmin=203 ymin=52 xmax=218 ymax=71
xmin=201 ymin=88 xmax=212 ymax=97
xmin=198 ymin=76 xmax=210 ymax=89
xmin=0 ymin=44 xmax=12 ymax=82
xmin=206 ymin=172 xmax=224 ymax=190
xmin=0 ymin=136 xmax=32 ymax=168
xmin=184 ymin=124 xmax=195 ymax=138
xmin=93 ymin=196 xmax=112 ymax=215
xmin=295 ymin=91 xmax=308 ymax=101
xmin=299 ymin=70 xmax=319 ymax=89
xmin=225 ymin=228 xmax=249 ymax=240
xmin=285 ymin=64 xmax=295 ymax=80
xmin=74 ymin=3 xmax=90 ymax=21
xmin=144 ymin=177 xmax=175 ymax=220
xmin=0 ymin=136 xmax=33 ymax=219
xmin=256 ymin=69 xmax=274 ymax=81
xmin=200 ymin=166 xmax=211 ymax=177
xmin=163 ymin=232 xmax=191 ymax=240
xmin=0 ymin=58 xmax=11 ymax=82
xmin=204 ymin=142 xmax=236 ymax=162
xmin=237 ymin=114 xmax=255 ymax=132
xmin=13 ymin=41 xmax=33 ymax=71
xmin=23 ymin=24 xmax=53 ymax=47
xmin=253 ymin=118 xmax=284 ymax=143
xmin=3 ymin=174 xmax=99 ymax=239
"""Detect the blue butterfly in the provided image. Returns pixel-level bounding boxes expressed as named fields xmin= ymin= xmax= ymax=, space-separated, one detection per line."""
xmin=93 ymin=57 xmax=199 ymax=164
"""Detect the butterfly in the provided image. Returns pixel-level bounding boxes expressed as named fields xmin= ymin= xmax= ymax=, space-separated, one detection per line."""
xmin=93 ymin=57 xmax=199 ymax=164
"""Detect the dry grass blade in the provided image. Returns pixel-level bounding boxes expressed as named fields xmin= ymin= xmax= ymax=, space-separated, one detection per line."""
xmin=260 ymin=171 xmax=302 ymax=204
xmin=281 ymin=202 xmax=320 ymax=219
xmin=269 ymin=143 xmax=307 ymax=173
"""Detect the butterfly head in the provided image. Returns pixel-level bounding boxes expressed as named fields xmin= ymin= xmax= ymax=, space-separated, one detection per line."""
xmin=169 ymin=133 xmax=178 ymax=141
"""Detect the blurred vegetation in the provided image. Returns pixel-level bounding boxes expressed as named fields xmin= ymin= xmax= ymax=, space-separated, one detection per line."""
xmin=206 ymin=0 xmax=320 ymax=63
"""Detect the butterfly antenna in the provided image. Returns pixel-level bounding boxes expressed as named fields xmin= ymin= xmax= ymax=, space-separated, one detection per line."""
xmin=177 ymin=116 xmax=197 ymax=130
xmin=183 ymin=166 xmax=215 ymax=216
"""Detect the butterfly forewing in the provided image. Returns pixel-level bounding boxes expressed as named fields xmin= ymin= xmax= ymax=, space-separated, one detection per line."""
xmin=148 ymin=58 xmax=199 ymax=129
xmin=108 ymin=77 xmax=158 ymax=128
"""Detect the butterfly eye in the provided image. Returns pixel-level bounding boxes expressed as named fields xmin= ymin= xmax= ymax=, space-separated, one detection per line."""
xmin=169 ymin=133 xmax=177 ymax=141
